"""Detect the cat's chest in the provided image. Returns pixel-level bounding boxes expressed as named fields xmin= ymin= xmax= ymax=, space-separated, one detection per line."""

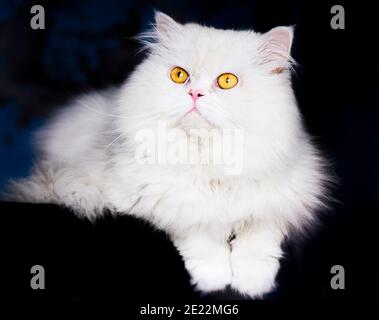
xmin=118 ymin=167 xmax=256 ymax=228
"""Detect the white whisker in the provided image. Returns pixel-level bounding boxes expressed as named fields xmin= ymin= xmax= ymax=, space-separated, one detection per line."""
xmin=204 ymin=102 xmax=242 ymax=130
xmin=105 ymin=132 xmax=127 ymax=150
xmin=82 ymin=105 xmax=161 ymax=120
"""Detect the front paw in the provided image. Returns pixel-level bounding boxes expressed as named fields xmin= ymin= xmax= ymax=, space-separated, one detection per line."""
xmin=184 ymin=256 xmax=232 ymax=293
xmin=54 ymin=179 xmax=103 ymax=218
xmin=231 ymin=252 xmax=280 ymax=298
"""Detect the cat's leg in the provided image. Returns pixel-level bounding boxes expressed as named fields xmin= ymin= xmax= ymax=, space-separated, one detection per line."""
xmin=230 ymin=221 xmax=283 ymax=298
xmin=7 ymin=161 xmax=105 ymax=219
xmin=172 ymin=229 xmax=232 ymax=293
xmin=51 ymin=166 xmax=105 ymax=219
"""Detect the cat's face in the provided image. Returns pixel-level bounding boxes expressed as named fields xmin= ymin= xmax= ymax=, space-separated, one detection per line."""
xmin=116 ymin=12 xmax=300 ymax=175
xmin=127 ymin=12 xmax=295 ymax=134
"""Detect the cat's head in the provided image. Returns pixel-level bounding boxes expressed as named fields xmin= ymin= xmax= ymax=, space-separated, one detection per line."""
xmin=118 ymin=12 xmax=301 ymax=175
xmin=125 ymin=11 xmax=296 ymax=132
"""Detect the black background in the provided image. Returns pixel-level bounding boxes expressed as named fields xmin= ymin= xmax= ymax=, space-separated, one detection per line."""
xmin=0 ymin=0 xmax=378 ymax=312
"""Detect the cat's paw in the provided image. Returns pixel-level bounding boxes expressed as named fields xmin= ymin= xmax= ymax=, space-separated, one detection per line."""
xmin=184 ymin=255 xmax=232 ymax=292
xmin=53 ymin=177 xmax=104 ymax=219
xmin=231 ymin=251 xmax=280 ymax=298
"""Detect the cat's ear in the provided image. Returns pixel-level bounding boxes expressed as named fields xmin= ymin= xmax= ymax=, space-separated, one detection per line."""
xmin=258 ymin=26 xmax=294 ymax=74
xmin=154 ymin=11 xmax=182 ymax=39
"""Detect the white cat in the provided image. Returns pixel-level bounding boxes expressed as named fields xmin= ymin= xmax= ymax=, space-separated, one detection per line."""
xmin=7 ymin=12 xmax=330 ymax=298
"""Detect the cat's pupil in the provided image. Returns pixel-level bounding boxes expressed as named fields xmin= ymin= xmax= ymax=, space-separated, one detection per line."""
xmin=226 ymin=77 xmax=230 ymax=83
xmin=178 ymin=71 xmax=182 ymax=77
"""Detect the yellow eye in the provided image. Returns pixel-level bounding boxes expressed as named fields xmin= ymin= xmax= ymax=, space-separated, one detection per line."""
xmin=170 ymin=67 xmax=189 ymax=84
xmin=217 ymin=73 xmax=238 ymax=90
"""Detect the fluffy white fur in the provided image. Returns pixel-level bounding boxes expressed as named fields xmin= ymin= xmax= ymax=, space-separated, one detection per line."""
xmin=6 ymin=12 xmax=330 ymax=298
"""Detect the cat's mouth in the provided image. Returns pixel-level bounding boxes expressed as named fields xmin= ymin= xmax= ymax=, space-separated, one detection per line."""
xmin=178 ymin=105 xmax=215 ymax=130
xmin=185 ymin=106 xmax=201 ymax=116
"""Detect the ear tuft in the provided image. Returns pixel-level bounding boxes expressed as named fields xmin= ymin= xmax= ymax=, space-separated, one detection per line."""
xmin=259 ymin=26 xmax=294 ymax=73
xmin=154 ymin=11 xmax=181 ymax=35
xmin=136 ymin=11 xmax=181 ymax=52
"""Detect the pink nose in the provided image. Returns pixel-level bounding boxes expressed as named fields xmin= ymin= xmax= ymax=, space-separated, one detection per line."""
xmin=188 ymin=89 xmax=204 ymax=102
